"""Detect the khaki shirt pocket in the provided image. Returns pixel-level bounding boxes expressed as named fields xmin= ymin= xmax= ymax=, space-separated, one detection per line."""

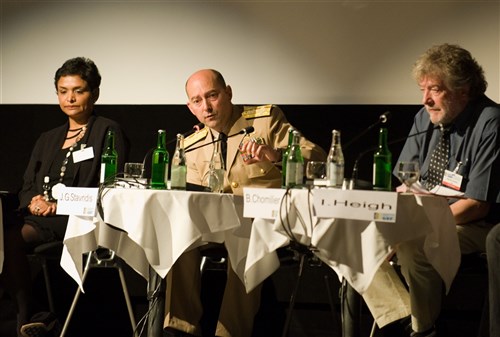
xmin=244 ymin=161 xmax=282 ymax=183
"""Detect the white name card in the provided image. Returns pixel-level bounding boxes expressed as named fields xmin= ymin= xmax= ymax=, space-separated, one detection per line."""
xmin=243 ymin=187 xmax=286 ymax=219
xmin=313 ymin=189 xmax=398 ymax=222
xmin=56 ymin=187 xmax=98 ymax=217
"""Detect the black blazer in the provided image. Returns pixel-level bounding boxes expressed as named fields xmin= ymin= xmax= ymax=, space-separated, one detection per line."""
xmin=19 ymin=114 xmax=129 ymax=208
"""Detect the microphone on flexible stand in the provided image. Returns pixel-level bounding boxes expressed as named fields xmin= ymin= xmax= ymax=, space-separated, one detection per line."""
xmin=140 ymin=123 xmax=206 ymax=176
xmin=240 ymin=126 xmax=255 ymax=135
xmin=185 ymin=126 xmax=255 ymax=153
xmin=339 ymin=111 xmax=390 ymax=189
xmin=343 ymin=111 xmax=391 ymax=149
xmin=192 ymin=123 xmax=204 ymax=132
xmin=343 ymin=111 xmax=391 ymax=150
xmin=166 ymin=123 xmax=205 ymax=146
xmin=349 ymin=125 xmax=438 ymax=189
xmin=379 ymin=111 xmax=391 ymax=124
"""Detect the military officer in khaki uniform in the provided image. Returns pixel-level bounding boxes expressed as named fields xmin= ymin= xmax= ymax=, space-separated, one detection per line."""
xmin=164 ymin=69 xmax=326 ymax=337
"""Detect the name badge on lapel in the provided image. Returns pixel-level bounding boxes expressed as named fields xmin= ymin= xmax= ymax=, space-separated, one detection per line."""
xmin=73 ymin=146 xmax=94 ymax=163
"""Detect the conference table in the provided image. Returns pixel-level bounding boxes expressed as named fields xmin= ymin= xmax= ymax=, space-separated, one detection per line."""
xmin=242 ymin=188 xmax=461 ymax=334
xmin=61 ymin=186 xmax=460 ymax=337
xmin=243 ymin=188 xmax=460 ymax=295
xmin=62 ymin=187 xmax=252 ymax=283
xmin=61 ymin=187 xmax=252 ymax=336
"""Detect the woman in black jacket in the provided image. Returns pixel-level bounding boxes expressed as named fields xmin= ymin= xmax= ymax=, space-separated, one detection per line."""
xmin=1 ymin=57 xmax=129 ymax=337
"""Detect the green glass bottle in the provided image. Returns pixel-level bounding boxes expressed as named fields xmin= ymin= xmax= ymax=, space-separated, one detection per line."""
xmin=151 ymin=129 xmax=169 ymax=189
xmin=285 ymin=130 xmax=304 ymax=188
xmin=100 ymin=129 xmax=118 ymax=184
xmin=170 ymin=133 xmax=187 ymax=190
xmin=281 ymin=127 xmax=295 ymax=188
xmin=372 ymin=127 xmax=392 ymax=191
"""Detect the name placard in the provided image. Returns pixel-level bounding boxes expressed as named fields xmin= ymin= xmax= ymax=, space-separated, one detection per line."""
xmin=313 ymin=189 xmax=398 ymax=222
xmin=243 ymin=187 xmax=286 ymax=219
xmin=56 ymin=187 xmax=98 ymax=217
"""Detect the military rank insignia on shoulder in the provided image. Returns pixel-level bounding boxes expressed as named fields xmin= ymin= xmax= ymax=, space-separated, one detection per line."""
xmin=242 ymin=104 xmax=273 ymax=119
xmin=184 ymin=127 xmax=208 ymax=149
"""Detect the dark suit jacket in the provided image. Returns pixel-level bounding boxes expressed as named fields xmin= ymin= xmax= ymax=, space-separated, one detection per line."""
xmin=19 ymin=114 xmax=129 ymax=208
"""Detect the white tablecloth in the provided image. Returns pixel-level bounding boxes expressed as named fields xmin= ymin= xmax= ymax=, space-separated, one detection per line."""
xmin=243 ymin=190 xmax=460 ymax=295
xmin=61 ymin=188 xmax=251 ymax=289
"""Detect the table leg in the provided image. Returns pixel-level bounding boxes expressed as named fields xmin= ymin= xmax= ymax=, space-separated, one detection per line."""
xmin=341 ymin=279 xmax=362 ymax=337
xmin=147 ymin=268 xmax=165 ymax=337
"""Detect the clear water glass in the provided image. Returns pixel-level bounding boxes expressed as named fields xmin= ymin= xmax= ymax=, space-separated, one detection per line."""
xmin=397 ymin=161 xmax=420 ymax=192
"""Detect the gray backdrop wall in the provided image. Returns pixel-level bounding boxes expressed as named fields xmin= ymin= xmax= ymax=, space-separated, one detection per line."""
xmin=1 ymin=0 xmax=499 ymax=105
